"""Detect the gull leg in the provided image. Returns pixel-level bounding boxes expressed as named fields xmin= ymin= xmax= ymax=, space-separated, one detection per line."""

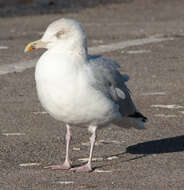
xmin=45 ymin=124 xmax=72 ymax=170
xmin=71 ymin=126 xmax=97 ymax=172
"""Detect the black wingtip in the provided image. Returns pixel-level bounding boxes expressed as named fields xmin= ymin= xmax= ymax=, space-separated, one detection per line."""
xmin=128 ymin=111 xmax=148 ymax=122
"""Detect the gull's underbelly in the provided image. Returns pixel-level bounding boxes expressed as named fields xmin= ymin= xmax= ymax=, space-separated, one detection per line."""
xmin=36 ymin=81 xmax=119 ymax=126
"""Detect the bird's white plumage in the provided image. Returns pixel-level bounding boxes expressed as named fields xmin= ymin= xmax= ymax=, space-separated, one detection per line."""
xmin=29 ymin=18 xmax=148 ymax=172
xmin=36 ymin=49 xmax=121 ymax=126
xmin=35 ymin=18 xmax=145 ymax=129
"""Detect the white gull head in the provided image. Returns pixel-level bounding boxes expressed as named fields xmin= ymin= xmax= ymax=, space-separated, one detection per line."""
xmin=25 ymin=18 xmax=88 ymax=55
xmin=42 ymin=18 xmax=87 ymax=53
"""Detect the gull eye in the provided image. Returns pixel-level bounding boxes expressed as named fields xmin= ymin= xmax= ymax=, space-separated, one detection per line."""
xmin=56 ymin=31 xmax=65 ymax=38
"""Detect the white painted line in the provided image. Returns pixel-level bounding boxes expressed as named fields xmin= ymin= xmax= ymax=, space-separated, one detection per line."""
xmin=78 ymin=157 xmax=104 ymax=162
xmin=89 ymin=36 xmax=173 ymax=54
xmin=123 ymin=50 xmax=151 ymax=54
xmin=106 ymin=156 xmax=119 ymax=160
xmin=92 ymin=39 xmax=104 ymax=44
xmin=151 ymin=104 xmax=184 ymax=109
xmin=0 ymin=36 xmax=173 ymax=76
xmin=141 ymin=92 xmax=166 ymax=96
xmin=95 ymin=169 xmax=112 ymax=173
xmin=0 ymin=59 xmax=36 ymax=75
xmin=55 ymin=181 xmax=74 ymax=185
xmin=179 ymin=111 xmax=184 ymax=114
xmin=73 ymin=147 xmax=80 ymax=151
xmin=154 ymin=114 xmax=177 ymax=118
xmin=0 ymin=46 xmax=8 ymax=50
xmin=19 ymin=163 xmax=41 ymax=167
xmin=2 ymin=132 xmax=26 ymax=136
xmin=32 ymin=111 xmax=48 ymax=115
xmin=82 ymin=141 xmax=101 ymax=146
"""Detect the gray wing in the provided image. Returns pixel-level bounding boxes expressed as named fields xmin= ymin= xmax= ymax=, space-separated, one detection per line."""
xmin=88 ymin=55 xmax=136 ymax=117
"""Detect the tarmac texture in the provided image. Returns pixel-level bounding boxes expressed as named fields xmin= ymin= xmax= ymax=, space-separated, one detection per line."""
xmin=0 ymin=0 xmax=184 ymax=189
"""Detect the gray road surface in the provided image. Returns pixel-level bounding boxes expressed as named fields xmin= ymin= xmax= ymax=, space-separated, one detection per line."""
xmin=0 ymin=0 xmax=184 ymax=189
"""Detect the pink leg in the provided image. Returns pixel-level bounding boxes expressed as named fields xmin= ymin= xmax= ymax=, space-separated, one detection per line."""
xmin=45 ymin=124 xmax=72 ymax=170
xmin=71 ymin=126 xmax=97 ymax=172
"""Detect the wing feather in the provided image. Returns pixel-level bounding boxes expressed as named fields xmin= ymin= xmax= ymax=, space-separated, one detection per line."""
xmin=88 ymin=55 xmax=136 ymax=116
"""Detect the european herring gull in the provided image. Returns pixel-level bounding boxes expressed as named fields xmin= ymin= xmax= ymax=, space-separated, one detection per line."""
xmin=24 ymin=18 xmax=148 ymax=172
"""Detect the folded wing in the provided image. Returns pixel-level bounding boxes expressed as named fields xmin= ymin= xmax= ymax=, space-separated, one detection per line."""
xmin=88 ymin=55 xmax=136 ymax=117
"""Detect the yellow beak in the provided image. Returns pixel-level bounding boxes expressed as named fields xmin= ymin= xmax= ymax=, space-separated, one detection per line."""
xmin=24 ymin=42 xmax=36 ymax=53
xmin=24 ymin=40 xmax=47 ymax=53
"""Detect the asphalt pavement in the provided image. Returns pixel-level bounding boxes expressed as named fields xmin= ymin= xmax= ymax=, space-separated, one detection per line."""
xmin=0 ymin=0 xmax=184 ymax=189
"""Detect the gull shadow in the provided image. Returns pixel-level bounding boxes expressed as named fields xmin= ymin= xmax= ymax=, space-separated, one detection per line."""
xmin=72 ymin=136 xmax=184 ymax=170
xmin=126 ymin=135 xmax=184 ymax=155
xmin=98 ymin=135 xmax=184 ymax=168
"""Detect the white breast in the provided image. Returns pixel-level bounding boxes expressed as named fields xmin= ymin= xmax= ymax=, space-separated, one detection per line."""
xmin=35 ymin=51 xmax=120 ymax=126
